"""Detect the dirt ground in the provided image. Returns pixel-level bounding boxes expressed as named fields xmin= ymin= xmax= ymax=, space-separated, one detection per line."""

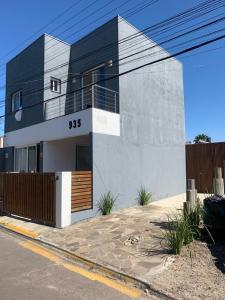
xmin=152 ymin=240 xmax=225 ymax=300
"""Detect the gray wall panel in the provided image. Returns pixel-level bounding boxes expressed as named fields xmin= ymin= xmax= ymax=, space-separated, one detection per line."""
xmin=5 ymin=36 xmax=45 ymax=133
xmin=5 ymin=35 xmax=71 ymax=132
xmin=4 ymin=147 xmax=14 ymax=172
xmin=91 ymin=17 xmax=186 ymax=213
xmin=68 ymin=16 xmax=120 ymax=111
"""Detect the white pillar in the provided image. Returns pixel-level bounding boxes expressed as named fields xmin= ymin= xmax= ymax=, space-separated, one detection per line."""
xmin=56 ymin=172 xmax=71 ymax=228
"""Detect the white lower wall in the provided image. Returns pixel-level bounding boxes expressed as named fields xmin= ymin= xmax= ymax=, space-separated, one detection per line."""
xmin=56 ymin=172 xmax=72 ymax=228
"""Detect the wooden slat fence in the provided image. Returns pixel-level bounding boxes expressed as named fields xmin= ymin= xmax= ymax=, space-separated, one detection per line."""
xmin=0 ymin=173 xmax=56 ymax=226
xmin=186 ymin=142 xmax=225 ymax=193
xmin=71 ymin=171 xmax=92 ymax=212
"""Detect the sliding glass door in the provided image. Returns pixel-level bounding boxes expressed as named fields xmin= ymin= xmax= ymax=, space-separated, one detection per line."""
xmin=14 ymin=145 xmax=37 ymax=172
xmin=15 ymin=147 xmax=27 ymax=172
xmin=82 ymin=66 xmax=105 ymax=109
xmin=82 ymin=72 xmax=92 ymax=108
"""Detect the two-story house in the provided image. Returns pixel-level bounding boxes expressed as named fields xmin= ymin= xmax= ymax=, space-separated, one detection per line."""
xmin=1 ymin=16 xmax=185 ymax=223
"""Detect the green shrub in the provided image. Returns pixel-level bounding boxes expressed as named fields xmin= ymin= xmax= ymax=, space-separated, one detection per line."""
xmin=165 ymin=201 xmax=214 ymax=255
xmin=138 ymin=187 xmax=152 ymax=206
xmin=165 ymin=213 xmax=194 ymax=255
xmin=97 ymin=192 xmax=116 ymax=215
xmin=187 ymin=200 xmax=204 ymax=238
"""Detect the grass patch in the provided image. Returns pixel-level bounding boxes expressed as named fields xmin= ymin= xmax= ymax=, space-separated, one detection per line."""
xmin=97 ymin=192 xmax=116 ymax=215
xmin=138 ymin=187 xmax=152 ymax=206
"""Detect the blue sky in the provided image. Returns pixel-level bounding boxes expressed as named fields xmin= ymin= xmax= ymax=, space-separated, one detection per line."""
xmin=0 ymin=0 xmax=224 ymax=142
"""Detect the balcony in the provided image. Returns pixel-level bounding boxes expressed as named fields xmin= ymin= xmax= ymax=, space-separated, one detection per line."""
xmin=5 ymin=84 xmax=120 ymax=147
xmin=44 ymin=84 xmax=118 ymax=121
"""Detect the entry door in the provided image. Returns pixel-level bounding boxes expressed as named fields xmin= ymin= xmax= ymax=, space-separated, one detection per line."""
xmin=76 ymin=145 xmax=90 ymax=171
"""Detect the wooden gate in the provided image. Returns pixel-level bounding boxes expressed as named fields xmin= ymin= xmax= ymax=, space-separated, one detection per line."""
xmin=0 ymin=173 xmax=56 ymax=226
xmin=186 ymin=142 xmax=225 ymax=193
xmin=71 ymin=171 xmax=92 ymax=212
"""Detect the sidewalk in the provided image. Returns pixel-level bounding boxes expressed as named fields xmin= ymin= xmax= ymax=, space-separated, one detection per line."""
xmin=0 ymin=194 xmax=185 ymax=285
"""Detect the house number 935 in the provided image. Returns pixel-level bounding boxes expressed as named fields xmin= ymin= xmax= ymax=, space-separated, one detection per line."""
xmin=69 ymin=118 xmax=81 ymax=129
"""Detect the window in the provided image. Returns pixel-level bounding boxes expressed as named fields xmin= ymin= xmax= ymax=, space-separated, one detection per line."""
xmin=14 ymin=145 xmax=37 ymax=172
xmin=28 ymin=146 xmax=37 ymax=172
xmin=15 ymin=147 xmax=27 ymax=172
xmin=11 ymin=91 xmax=22 ymax=112
xmin=50 ymin=78 xmax=61 ymax=93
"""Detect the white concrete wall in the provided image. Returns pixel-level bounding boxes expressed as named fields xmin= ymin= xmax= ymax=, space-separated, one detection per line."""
xmin=90 ymin=17 xmax=185 ymax=217
xmin=43 ymin=136 xmax=89 ymax=172
xmin=4 ymin=108 xmax=120 ymax=147
xmin=92 ymin=109 xmax=120 ymax=136
xmin=55 ymin=172 xmax=72 ymax=228
xmin=4 ymin=109 xmax=92 ymax=147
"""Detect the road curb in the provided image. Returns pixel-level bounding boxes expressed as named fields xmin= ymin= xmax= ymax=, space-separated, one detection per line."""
xmin=0 ymin=222 xmax=177 ymax=300
xmin=0 ymin=220 xmax=39 ymax=239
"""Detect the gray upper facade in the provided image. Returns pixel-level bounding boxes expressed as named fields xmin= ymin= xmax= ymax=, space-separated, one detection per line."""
xmin=5 ymin=34 xmax=70 ymax=132
xmin=5 ymin=17 xmax=120 ymax=133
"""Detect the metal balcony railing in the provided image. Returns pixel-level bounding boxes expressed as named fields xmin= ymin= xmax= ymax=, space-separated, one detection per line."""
xmin=44 ymin=84 xmax=118 ymax=120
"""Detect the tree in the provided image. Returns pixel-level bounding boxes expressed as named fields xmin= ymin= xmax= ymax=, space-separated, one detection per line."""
xmin=194 ymin=134 xmax=211 ymax=144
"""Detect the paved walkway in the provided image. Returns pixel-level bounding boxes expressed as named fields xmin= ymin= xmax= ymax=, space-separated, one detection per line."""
xmin=0 ymin=194 xmax=186 ymax=284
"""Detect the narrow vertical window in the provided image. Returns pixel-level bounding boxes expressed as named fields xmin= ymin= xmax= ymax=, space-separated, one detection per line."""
xmin=11 ymin=91 xmax=22 ymax=112
xmin=15 ymin=147 xmax=27 ymax=172
xmin=50 ymin=78 xmax=61 ymax=93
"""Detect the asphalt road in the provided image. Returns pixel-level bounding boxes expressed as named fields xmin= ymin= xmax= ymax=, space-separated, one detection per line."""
xmin=0 ymin=229 xmax=147 ymax=300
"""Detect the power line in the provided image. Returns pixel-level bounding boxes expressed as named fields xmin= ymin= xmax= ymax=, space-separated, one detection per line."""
xmin=0 ymin=0 xmax=118 ymax=72
xmin=0 ymin=0 xmax=222 ymax=88
xmin=0 ymin=0 xmax=222 ymax=118
xmin=0 ymin=0 xmax=136 ymax=73
xmin=34 ymin=0 xmax=157 ymax=61
xmin=2 ymin=0 xmax=217 ymax=79
xmin=41 ymin=0 xmax=225 ymax=64
xmin=0 ymin=42 xmax=224 ymax=111
xmin=118 ymin=15 xmax=225 ymax=64
xmin=1 ymin=10 xmax=224 ymax=104
xmin=0 ymin=0 xmax=161 ymax=89
xmin=1 ymin=38 xmax=224 ymax=111
xmin=27 ymin=0 xmax=223 ymax=77
xmin=1 ymin=30 xmax=225 ymax=121
xmin=0 ymin=0 xmax=81 ymax=66
xmin=0 ymin=0 xmax=221 ymax=82
xmin=0 ymin=41 xmax=225 ymax=114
